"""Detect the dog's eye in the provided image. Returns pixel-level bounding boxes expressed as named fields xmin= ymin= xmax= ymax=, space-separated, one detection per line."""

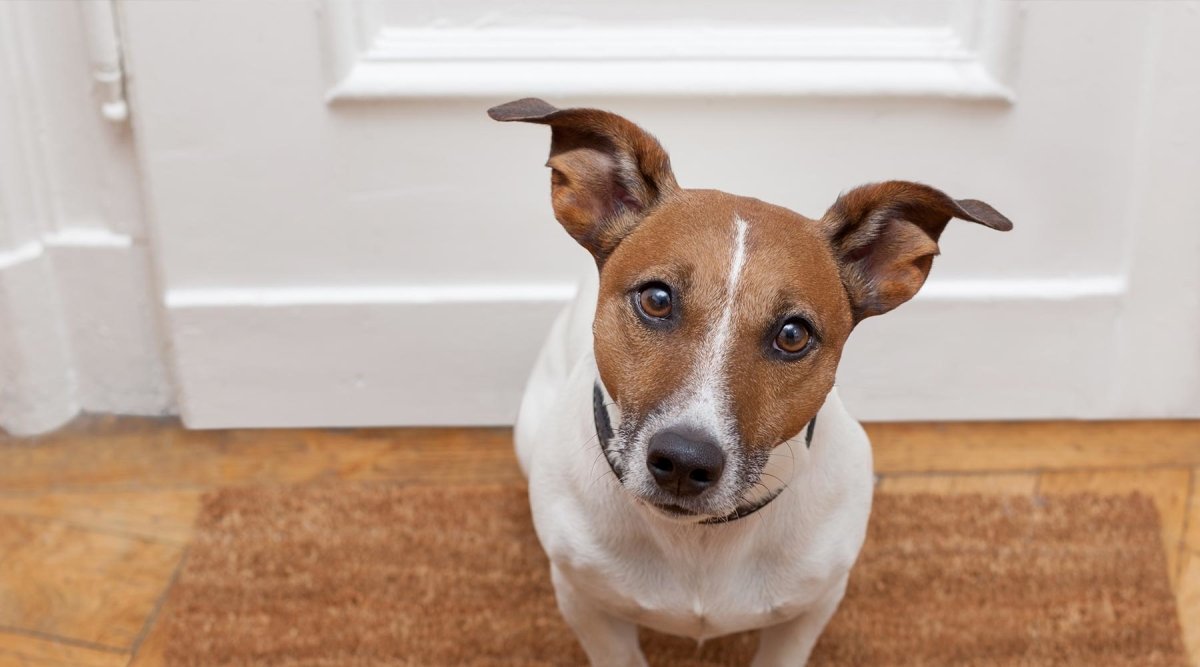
xmin=637 ymin=283 xmax=673 ymax=319
xmin=774 ymin=319 xmax=812 ymax=355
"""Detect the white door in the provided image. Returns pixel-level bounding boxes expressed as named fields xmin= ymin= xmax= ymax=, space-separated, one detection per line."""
xmin=115 ymin=0 xmax=1200 ymax=427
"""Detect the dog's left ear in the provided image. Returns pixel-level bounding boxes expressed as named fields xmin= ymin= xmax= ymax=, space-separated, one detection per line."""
xmin=820 ymin=180 xmax=1012 ymax=321
xmin=489 ymin=98 xmax=678 ymax=265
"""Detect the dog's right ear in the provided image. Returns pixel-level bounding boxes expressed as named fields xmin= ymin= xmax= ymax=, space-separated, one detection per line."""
xmin=489 ymin=98 xmax=679 ymax=264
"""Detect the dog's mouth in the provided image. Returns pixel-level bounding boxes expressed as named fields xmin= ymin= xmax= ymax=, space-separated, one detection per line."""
xmin=636 ymin=489 xmax=752 ymax=522
xmin=647 ymin=501 xmax=700 ymax=517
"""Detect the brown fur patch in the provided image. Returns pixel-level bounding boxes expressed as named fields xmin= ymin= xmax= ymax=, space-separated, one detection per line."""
xmin=820 ymin=181 xmax=1012 ymax=320
xmin=489 ymin=98 xmax=678 ymax=263
xmin=595 ymin=190 xmax=854 ymax=451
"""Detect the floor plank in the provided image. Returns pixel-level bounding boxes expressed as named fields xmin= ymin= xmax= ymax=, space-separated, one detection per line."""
xmin=0 ymin=490 xmax=201 ymax=544
xmin=1187 ymin=468 xmax=1199 ymax=552
xmin=0 ymin=423 xmax=519 ymax=495
xmin=125 ymin=596 xmax=172 ymax=667
xmin=878 ymin=472 xmax=1037 ymax=495
xmin=0 ymin=516 xmax=183 ymax=649
xmin=869 ymin=420 xmax=1200 ymax=473
xmin=3 ymin=418 xmax=1198 ymax=495
xmin=1039 ymin=468 xmax=1191 ymax=588
xmin=1182 ymin=470 xmax=1200 ymax=667
xmin=1178 ymin=550 xmax=1200 ymax=667
xmin=0 ymin=630 xmax=127 ymax=667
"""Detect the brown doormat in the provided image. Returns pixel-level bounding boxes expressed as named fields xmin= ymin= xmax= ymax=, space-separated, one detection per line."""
xmin=160 ymin=485 xmax=1187 ymax=666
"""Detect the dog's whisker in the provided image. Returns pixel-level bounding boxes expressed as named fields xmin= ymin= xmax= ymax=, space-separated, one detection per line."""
xmin=785 ymin=439 xmax=798 ymax=478
xmin=755 ymin=479 xmax=778 ymax=497
xmin=590 ymin=469 xmax=617 ymax=489
xmin=761 ymin=471 xmax=787 ymax=487
xmin=586 ymin=447 xmax=606 ymax=479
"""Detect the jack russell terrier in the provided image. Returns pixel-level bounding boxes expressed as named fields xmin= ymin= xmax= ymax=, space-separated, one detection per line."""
xmin=491 ymin=98 xmax=1012 ymax=666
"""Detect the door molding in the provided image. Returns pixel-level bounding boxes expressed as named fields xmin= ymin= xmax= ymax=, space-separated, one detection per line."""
xmin=324 ymin=0 xmax=1019 ymax=102
xmin=0 ymin=1 xmax=172 ymax=435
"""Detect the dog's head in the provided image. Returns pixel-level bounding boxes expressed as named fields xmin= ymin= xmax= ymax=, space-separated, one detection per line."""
xmin=491 ymin=99 xmax=1011 ymax=521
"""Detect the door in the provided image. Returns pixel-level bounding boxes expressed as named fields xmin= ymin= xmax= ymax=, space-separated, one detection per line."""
xmin=116 ymin=0 xmax=1200 ymax=427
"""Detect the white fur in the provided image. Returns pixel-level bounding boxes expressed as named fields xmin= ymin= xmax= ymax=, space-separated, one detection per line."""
xmin=515 ymin=265 xmax=875 ymax=666
xmin=681 ymin=214 xmax=748 ymax=444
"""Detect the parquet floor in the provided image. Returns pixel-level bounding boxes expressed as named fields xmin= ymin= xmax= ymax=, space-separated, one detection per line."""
xmin=0 ymin=417 xmax=1197 ymax=666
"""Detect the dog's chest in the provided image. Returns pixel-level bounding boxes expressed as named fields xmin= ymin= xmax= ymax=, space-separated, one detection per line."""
xmin=557 ymin=525 xmax=837 ymax=640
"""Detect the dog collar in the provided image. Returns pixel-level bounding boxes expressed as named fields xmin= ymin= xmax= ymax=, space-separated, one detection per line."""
xmin=592 ymin=382 xmax=815 ymax=525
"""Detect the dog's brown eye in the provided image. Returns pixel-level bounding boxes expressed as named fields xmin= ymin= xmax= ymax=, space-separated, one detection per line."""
xmin=637 ymin=284 xmax=672 ymax=319
xmin=775 ymin=320 xmax=811 ymax=354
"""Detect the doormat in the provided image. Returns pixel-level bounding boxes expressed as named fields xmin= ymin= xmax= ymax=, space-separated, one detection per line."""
xmin=159 ymin=484 xmax=1187 ymax=666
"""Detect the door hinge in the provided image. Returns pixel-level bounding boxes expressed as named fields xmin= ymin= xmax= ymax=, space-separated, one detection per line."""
xmin=79 ymin=0 xmax=128 ymax=123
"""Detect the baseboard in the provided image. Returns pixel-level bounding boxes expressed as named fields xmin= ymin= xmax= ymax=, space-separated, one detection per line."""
xmin=166 ymin=284 xmax=569 ymax=428
xmin=0 ymin=245 xmax=79 ymax=435
xmin=0 ymin=234 xmax=173 ymax=435
xmin=48 ymin=238 xmax=175 ymax=416
xmin=165 ymin=276 xmax=1130 ymax=428
xmin=837 ymin=286 xmax=1123 ymax=421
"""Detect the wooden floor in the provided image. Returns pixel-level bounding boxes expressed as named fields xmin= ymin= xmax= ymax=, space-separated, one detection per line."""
xmin=0 ymin=417 xmax=1197 ymax=666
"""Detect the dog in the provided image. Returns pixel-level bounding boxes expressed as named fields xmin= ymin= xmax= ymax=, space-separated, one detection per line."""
xmin=492 ymin=98 xmax=1011 ymax=666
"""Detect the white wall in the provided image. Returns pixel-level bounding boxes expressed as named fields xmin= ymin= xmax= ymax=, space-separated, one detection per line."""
xmin=120 ymin=0 xmax=1200 ymax=428
xmin=2 ymin=1 xmax=1197 ymax=433
xmin=0 ymin=1 xmax=172 ymax=435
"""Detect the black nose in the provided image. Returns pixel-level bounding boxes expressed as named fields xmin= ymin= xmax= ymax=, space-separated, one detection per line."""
xmin=646 ymin=429 xmax=726 ymax=497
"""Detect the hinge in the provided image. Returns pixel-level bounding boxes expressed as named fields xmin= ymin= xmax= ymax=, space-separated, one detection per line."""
xmin=78 ymin=0 xmax=128 ymax=122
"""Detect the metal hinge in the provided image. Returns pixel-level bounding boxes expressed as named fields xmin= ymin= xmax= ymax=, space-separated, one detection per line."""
xmin=79 ymin=0 xmax=128 ymax=122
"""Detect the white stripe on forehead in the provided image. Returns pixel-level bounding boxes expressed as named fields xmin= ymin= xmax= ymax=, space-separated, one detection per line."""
xmin=709 ymin=216 xmax=749 ymax=380
xmin=665 ymin=215 xmax=749 ymax=443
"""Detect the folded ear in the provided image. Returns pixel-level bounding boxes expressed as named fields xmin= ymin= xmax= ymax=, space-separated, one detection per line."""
xmin=489 ymin=98 xmax=679 ymax=264
xmin=820 ymin=180 xmax=1013 ymax=321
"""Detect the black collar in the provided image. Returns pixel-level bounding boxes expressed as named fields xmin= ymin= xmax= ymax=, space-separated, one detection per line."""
xmin=593 ymin=382 xmax=815 ymax=525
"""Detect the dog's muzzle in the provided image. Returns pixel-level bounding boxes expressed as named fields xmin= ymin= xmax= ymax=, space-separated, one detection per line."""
xmin=592 ymin=381 xmax=815 ymax=524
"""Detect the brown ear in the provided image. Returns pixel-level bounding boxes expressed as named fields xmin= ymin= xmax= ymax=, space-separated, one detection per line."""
xmin=488 ymin=98 xmax=679 ymax=264
xmin=820 ymin=180 xmax=1012 ymax=321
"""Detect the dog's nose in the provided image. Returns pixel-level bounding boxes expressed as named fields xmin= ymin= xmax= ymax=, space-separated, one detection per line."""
xmin=646 ymin=429 xmax=725 ymax=497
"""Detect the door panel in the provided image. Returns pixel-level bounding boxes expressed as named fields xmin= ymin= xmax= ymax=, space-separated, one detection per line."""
xmin=118 ymin=0 xmax=1200 ymax=426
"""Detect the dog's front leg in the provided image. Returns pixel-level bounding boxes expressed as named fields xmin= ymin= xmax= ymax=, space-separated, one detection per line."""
xmin=750 ymin=575 xmax=848 ymax=667
xmin=551 ymin=565 xmax=647 ymax=667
